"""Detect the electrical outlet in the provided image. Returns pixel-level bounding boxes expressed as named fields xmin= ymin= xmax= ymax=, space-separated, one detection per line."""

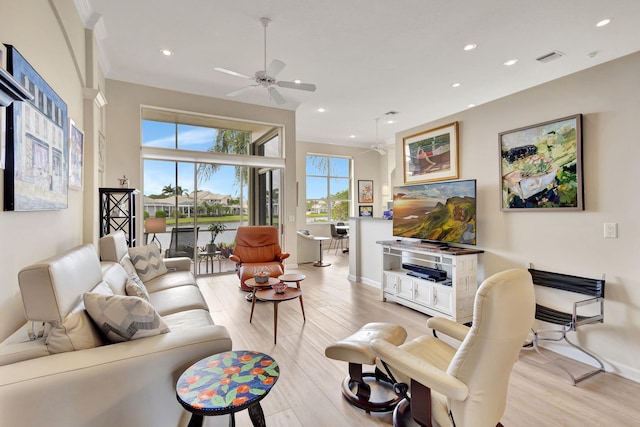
xmin=604 ymin=223 xmax=618 ymax=239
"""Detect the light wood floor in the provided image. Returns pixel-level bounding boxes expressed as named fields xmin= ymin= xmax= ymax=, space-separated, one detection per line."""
xmin=195 ymin=251 xmax=640 ymax=427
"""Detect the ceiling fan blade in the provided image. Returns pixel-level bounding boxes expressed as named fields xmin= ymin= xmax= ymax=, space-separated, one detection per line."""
xmin=227 ymin=85 xmax=258 ymax=97
xmin=372 ymin=145 xmax=387 ymax=155
xmin=214 ymin=67 xmax=253 ymax=80
xmin=267 ymin=59 xmax=286 ymax=78
xmin=276 ymin=80 xmax=317 ymax=92
xmin=268 ymin=86 xmax=286 ymax=105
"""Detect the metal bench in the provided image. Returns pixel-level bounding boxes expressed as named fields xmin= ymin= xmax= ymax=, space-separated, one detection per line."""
xmin=526 ymin=265 xmax=605 ymax=385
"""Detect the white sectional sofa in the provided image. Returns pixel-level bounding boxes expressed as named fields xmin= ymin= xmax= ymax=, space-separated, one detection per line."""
xmin=0 ymin=231 xmax=232 ymax=427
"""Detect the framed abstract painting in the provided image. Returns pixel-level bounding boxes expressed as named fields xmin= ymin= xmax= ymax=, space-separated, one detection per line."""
xmin=357 ymin=179 xmax=373 ymax=203
xmin=499 ymin=114 xmax=583 ymax=210
xmin=68 ymin=119 xmax=84 ymax=190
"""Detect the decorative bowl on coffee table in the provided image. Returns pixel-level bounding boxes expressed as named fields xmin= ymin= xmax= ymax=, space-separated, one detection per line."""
xmin=254 ymin=272 xmax=270 ymax=284
xmin=272 ymin=281 xmax=287 ymax=294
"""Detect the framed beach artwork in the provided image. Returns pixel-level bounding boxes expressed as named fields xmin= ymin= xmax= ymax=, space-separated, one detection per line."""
xmin=403 ymin=121 xmax=458 ymax=184
xmin=68 ymin=119 xmax=84 ymax=190
xmin=357 ymin=179 xmax=373 ymax=203
xmin=359 ymin=205 xmax=373 ymax=217
xmin=499 ymin=114 xmax=583 ymax=211
xmin=3 ymin=45 xmax=68 ymax=211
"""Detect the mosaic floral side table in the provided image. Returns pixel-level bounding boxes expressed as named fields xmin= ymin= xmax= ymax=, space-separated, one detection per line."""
xmin=176 ymin=350 xmax=279 ymax=427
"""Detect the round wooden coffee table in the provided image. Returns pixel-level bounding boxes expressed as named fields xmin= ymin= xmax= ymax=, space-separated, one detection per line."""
xmin=176 ymin=350 xmax=279 ymax=427
xmin=255 ymin=286 xmax=305 ymax=344
xmin=245 ymin=277 xmax=280 ymax=319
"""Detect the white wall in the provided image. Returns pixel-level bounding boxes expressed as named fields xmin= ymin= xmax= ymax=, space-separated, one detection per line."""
xmin=394 ymin=52 xmax=640 ymax=381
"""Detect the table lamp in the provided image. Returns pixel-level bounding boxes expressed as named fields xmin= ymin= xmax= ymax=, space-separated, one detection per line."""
xmin=145 ymin=217 xmax=166 ymax=251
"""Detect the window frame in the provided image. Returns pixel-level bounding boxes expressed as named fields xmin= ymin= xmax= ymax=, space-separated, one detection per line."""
xmin=305 ymin=154 xmax=351 ymax=223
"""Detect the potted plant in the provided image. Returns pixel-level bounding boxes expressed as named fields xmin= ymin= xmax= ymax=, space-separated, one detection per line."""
xmin=207 ymin=222 xmax=227 ymax=252
xmin=217 ymin=241 xmax=234 ymax=258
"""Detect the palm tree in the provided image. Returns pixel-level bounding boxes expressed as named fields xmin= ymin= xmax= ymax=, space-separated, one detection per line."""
xmin=161 ymin=184 xmax=189 ymax=196
xmin=197 ymin=129 xmax=251 ymax=223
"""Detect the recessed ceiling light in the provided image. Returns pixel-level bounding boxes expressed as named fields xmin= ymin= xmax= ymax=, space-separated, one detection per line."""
xmin=350 ymin=135 xmax=356 ymax=139
xmin=317 ymin=108 xmax=325 ymax=113
xmin=386 ymin=119 xmax=396 ymax=124
xmin=294 ymin=79 xmax=302 ymax=84
xmin=467 ymin=103 xmax=476 ymax=108
xmin=161 ymin=49 xmax=173 ymax=56
xmin=596 ymin=18 xmax=611 ymax=27
xmin=464 ymin=43 xmax=477 ymax=51
xmin=503 ymin=59 xmax=518 ymax=66
xmin=452 ymin=82 xmax=461 ymax=88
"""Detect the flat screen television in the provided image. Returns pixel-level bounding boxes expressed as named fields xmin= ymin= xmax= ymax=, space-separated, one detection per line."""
xmin=392 ymin=179 xmax=476 ymax=246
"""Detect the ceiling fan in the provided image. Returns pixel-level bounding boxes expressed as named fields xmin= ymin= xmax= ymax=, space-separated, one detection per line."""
xmin=357 ymin=119 xmax=388 ymax=155
xmin=214 ymin=17 xmax=316 ymax=105
xmin=358 ymin=144 xmax=387 ymax=156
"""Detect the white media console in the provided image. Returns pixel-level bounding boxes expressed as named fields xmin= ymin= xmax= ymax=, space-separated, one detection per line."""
xmin=378 ymin=240 xmax=484 ymax=324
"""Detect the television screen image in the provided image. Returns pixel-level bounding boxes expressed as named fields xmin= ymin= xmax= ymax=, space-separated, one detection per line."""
xmin=393 ymin=179 xmax=476 ymax=245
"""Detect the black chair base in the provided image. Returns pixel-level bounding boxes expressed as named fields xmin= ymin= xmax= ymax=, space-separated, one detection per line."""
xmin=340 ymin=372 xmax=401 ymax=413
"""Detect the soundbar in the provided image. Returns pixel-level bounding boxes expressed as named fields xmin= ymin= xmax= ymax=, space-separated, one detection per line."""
xmin=402 ymin=263 xmax=447 ymax=281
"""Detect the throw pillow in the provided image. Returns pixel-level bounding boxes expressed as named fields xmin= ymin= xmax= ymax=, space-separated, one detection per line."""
xmin=46 ymin=282 xmax=113 ymax=354
xmin=83 ymin=293 xmax=170 ymax=343
xmin=128 ymin=244 xmax=167 ymax=282
xmin=120 ymin=257 xmax=139 ymax=278
xmin=125 ymin=278 xmax=150 ymax=302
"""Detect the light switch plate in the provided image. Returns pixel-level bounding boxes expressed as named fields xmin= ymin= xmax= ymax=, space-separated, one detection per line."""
xmin=604 ymin=223 xmax=618 ymax=239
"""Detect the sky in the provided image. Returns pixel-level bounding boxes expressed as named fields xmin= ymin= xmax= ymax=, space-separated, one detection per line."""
xmin=143 ymin=120 xmax=349 ymax=200
xmin=142 ymin=121 xmax=242 ymax=197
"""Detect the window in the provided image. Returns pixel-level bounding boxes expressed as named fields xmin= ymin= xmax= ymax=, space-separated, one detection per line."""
xmin=140 ymin=108 xmax=286 ymax=277
xmin=306 ymin=155 xmax=350 ymax=222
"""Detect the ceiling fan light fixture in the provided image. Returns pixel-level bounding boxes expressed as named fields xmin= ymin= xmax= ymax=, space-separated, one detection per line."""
xmin=214 ymin=16 xmax=316 ymax=104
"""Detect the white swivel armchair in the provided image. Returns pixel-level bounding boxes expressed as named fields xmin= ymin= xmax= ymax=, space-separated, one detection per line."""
xmin=370 ymin=269 xmax=535 ymax=427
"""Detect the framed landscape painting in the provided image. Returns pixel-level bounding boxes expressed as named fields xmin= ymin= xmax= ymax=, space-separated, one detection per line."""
xmin=4 ymin=45 xmax=68 ymax=211
xmin=499 ymin=114 xmax=583 ymax=211
xmin=403 ymin=122 xmax=458 ymax=184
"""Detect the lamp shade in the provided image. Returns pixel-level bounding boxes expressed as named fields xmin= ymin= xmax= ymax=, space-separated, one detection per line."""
xmin=145 ymin=217 xmax=166 ymax=233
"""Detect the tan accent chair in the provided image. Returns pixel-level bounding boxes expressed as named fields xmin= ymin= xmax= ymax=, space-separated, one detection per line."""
xmin=370 ymin=269 xmax=535 ymax=427
xmin=229 ymin=226 xmax=289 ymax=291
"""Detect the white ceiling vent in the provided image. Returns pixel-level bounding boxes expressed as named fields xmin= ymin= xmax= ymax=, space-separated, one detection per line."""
xmin=536 ymin=51 xmax=564 ymax=63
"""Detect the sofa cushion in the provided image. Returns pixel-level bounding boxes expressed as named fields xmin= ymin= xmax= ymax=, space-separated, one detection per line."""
xmin=144 ymin=270 xmax=197 ymax=293
xmin=46 ymin=281 xmax=112 ymax=354
xmin=83 ymin=293 xmax=170 ymax=342
xmin=148 ymin=285 xmax=209 ymax=317
xmin=162 ymin=309 xmax=214 ymax=331
xmin=128 ymin=244 xmax=167 ymax=282
xmin=125 ymin=278 xmax=150 ymax=302
xmin=0 ymin=325 xmax=49 ymax=366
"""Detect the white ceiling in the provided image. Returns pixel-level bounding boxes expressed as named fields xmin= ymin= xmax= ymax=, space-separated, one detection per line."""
xmin=80 ymin=0 xmax=640 ymax=148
